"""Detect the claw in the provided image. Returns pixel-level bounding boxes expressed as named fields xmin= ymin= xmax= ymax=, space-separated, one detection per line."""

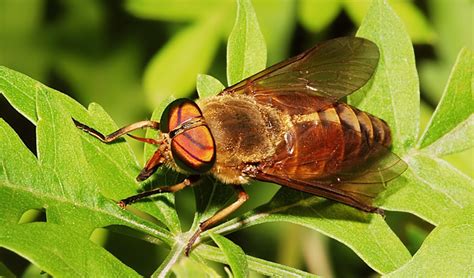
xmin=117 ymin=200 xmax=127 ymax=209
xmin=185 ymin=228 xmax=203 ymax=256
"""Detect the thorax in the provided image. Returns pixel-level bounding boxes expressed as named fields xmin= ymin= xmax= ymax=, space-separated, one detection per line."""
xmin=197 ymin=95 xmax=288 ymax=183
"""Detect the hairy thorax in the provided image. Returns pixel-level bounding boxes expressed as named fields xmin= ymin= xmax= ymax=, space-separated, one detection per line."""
xmin=197 ymin=95 xmax=288 ymax=184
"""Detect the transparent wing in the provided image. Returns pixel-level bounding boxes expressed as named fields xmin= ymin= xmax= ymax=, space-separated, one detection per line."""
xmin=222 ymin=37 xmax=379 ymax=101
xmin=253 ymin=120 xmax=407 ymax=213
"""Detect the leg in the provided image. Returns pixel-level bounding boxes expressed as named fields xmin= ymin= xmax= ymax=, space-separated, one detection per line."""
xmin=73 ymin=118 xmax=159 ymax=143
xmin=118 ymin=175 xmax=200 ymax=208
xmin=137 ymin=148 xmax=164 ymax=182
xmin=128 ymin=134 xmax=162 ymax=145
xmin=185 ymin=185 xmax=249 ymax=255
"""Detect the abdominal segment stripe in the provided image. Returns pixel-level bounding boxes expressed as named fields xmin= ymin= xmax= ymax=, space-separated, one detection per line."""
xmin=318 ymin=106 xmax=340 ymax=124
xmin=290 ymin=103 xmax=389 ymax=171
xmin=290 ymin=103 xmax=387 ymax=147
xmin=335 ymin=103 xmax=361 ymax=133
xmin=355 ymin=109 xmax=374 ymax=147
xmin=335 ymin=103 xmax=363 ymax=160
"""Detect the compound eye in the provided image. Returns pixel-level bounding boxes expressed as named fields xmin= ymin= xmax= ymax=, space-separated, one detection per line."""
xmin=171 ymin=125 xmax=215 ymax=174
xmin=161 ymin=98 xmax=202 ymax=133
xmin=161 ymin=98 xmax=216 ymax=173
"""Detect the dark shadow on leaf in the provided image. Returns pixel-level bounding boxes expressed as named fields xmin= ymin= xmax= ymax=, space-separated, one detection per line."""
xmin=0 ymin=248 xmax=34 ymax=276
xmin=193 ymin=176 xmax=236 ymax=218
xmin=253 ymin=188 xmax=375 ymax=223
xmin=384 ymin=210 xmax=434 ymax=255
xmin=90 ymin=225 xmax=168 ymax=276
xmin=17 ymin=208 xmax=47 ymax=224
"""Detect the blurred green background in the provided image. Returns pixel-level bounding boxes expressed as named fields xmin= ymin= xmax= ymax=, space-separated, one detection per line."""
xmin=0 ymin=0 xmax=472 ymax=276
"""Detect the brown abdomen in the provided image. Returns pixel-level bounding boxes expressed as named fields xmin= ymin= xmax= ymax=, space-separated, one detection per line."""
xmin=264 ymin=102 xmax=391 ymax=179
xmin=331 ymin=102 xmax=391 ymax=163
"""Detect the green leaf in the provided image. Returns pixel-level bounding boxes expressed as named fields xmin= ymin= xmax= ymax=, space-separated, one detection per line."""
xmin=196 ymin=73 xmax=225 ymax=99
xmin=10 ymin=67 xmax=179 ymax=232
xmin=443 ymin=148 xmax=474 ymax=179
xmin=211 ymin=189 xmax=411 ymax=274
xmin=386 ymin=206 xmax=474 ymax=277
xmin=143 ymin=16 xmax=221 ymax=108
xmin=210 ymin=233 xmax=249 ymax=278
xmin=344 ymin=0 xmax=436 ymax=44
xmin=419 ymin=0 xmax=472 ymax=103
xmin=387 ymin=0 xmax=436 ymax=44
xmin=0 ymin=223 xmax=139 ymax=277
xmin=374 ymin=49 xmax=474 ymax=225
xmin=227 ymin=0 xmax=267 ymax=86
xmin=351 ymin=0 xmax=419 ymax=153
xmin=380 ymin=153 xmax=474 ymax=225
xmin=0 ymin=67 xmax=180 ymax=274
xmin=298 ymin=0 xmax=341 ymax=32
xmin=172 ymin=257 xmax=220 ymax=278
xmin=418 ymin=48 xmax=474 ymax=154
xmin=424 ymin=117 xmax=473 ymax=158
xmin=0 ymin=261 xmax=15 ymax=278
xmin=152 ymin=241 xmax=188 ymax=277
xmin=252 ymin=0 xmax=295 ymax=64
xmin=195 ymin=244 xmax=317 ymax=277
xmin=1 ymin=92 xmax=173 ymax=237
xmin=0 ymin=66 xmax=40 ymax=124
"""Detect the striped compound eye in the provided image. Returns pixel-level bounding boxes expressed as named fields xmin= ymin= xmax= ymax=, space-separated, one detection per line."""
xmin=160 ymin=99 xmax=216 ymax=174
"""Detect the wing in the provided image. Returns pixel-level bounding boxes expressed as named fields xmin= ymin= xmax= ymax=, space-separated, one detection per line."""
xmin=254 ymin=150 xmax=406 ymax=213
xmin=221 ymin=37 xmax=379 ymax=103
xmin=251 ymin=120 xmax=407 ymax=213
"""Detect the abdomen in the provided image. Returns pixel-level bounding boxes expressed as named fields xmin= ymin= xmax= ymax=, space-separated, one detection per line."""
xmin=261 ymin=102 xmax=391 ymax=179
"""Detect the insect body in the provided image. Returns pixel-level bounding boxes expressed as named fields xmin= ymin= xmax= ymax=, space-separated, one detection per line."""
xmin=74 ymin=37 xmax=407 ymax=255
